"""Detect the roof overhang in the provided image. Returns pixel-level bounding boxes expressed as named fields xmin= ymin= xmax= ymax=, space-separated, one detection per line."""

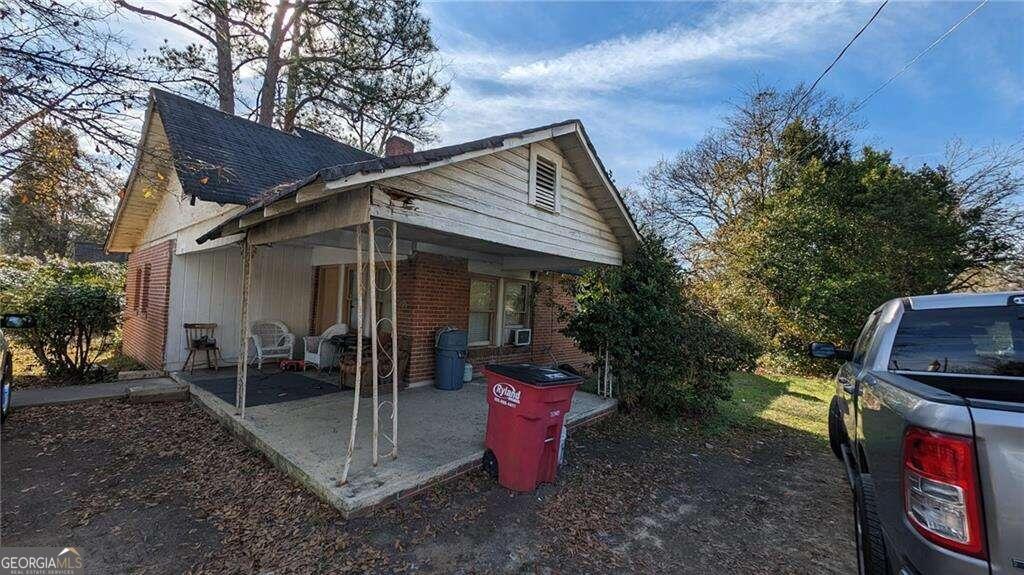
xmin=197 ymin=120 xmax=640 ymax=256
xmin=105 ymin=96 xmax=178 ymax=253
xmin=105 ymin=97 xmax=156 ymax=253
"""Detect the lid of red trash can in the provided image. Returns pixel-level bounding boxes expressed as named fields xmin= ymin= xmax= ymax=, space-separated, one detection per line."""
xmin=484 ymin=364 xmax=583 ymax=386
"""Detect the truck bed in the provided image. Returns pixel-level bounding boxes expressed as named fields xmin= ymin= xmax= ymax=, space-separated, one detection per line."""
xmin=898 ymin=371 xmax=1024 ymax=404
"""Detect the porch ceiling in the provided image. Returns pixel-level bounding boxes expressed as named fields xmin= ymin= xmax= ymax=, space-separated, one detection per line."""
xmin=284 ymin=221 xmax=607 ymax=273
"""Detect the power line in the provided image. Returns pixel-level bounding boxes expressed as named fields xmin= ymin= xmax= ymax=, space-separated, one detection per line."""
xmin=791 ymin=0 xmax=990 ymax=163
xmin=852 ymin=0 xmax=988 ymax=113
xmin=793 ymin=0 xmax=889 ymax=113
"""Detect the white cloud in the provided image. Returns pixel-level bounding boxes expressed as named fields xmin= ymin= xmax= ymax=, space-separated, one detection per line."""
xmin=428 ymin=3 xmax=860 ymax=186
xmin=495 ymin=3 xmax=850 ymax=92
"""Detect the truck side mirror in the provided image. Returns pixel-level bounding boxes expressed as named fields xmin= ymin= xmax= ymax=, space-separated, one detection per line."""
xmin=1 ymin=314 xmax=36 ymax=329
xmin=808 ymin=342 xmax=852 ymax=361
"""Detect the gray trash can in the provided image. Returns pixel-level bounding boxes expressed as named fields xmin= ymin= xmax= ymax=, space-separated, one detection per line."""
xmin=435 ymin=327 xmax=468 ymax=390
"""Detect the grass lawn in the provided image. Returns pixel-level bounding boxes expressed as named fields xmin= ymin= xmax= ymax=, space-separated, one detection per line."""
xmin=710 ymin=371 xmax=835 ymax=439
xmin=8 ymin=341 xmax=145 ymax=387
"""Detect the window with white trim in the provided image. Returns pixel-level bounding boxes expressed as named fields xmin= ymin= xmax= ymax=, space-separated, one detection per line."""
xmin=502 ymin=280 xmax=531 ymax=343
xmin=469 ymin=278 xmax=497 ymax=346
xmin=528 ymin=144 xmax=562 ymax=213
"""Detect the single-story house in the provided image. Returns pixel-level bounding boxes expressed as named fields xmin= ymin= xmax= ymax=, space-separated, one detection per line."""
xmin=106 ymin=89 xmax=638 ymax=383
xmin=104 ymin=89 xmax=637 ymax=511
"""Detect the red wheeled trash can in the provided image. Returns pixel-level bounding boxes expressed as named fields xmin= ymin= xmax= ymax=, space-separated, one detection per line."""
xmin=482 ymin=364 xmax=583 ymax=492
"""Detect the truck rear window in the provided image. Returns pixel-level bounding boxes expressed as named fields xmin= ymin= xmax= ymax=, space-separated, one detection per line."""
xmin=889 ymin=305 xmax=1024 ymax=377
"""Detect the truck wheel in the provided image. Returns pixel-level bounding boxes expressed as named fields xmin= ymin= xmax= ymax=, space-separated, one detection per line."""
xmin=482 ymin=449 xmax=499 ymax=480
xmin=854 ymin=475 xmax=890 ymax=575
xmin=828 ymin=396 xmax=846 ymax=460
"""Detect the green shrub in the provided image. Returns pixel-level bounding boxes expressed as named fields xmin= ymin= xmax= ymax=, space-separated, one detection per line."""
xmin=0 ymin=255 xmax=124 ymax=380
xmin=562 ymin=234 xmax=757 ymax=418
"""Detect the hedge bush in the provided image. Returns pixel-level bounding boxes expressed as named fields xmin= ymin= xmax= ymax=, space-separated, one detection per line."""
xmin=562 ymin=234 xmax=757 ymax=418
xmin=0 ymin=255 xmax=124 ymax=379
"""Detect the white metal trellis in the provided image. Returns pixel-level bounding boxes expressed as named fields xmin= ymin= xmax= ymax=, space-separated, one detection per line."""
xmin=340 ymin=219 xmax=399 ymax=484
xmin=369 ymin=222 xmax=379 ymax=466
xmin=372 ymin=220 xmax=399 ymax=460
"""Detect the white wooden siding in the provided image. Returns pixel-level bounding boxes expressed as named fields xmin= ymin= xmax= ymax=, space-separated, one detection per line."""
xmin=373 ymin=142 xmax=623 ymax=265
xmin=164 ymin=244 xmax=313 ymax=370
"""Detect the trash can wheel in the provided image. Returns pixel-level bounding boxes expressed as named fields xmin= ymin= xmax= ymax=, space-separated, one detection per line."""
xmin=483 ymin=449 xmax=499 ymax=479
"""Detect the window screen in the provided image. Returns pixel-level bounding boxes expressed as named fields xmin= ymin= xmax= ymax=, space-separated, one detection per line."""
xmin=141 ymin=264 xmax=151 ymax=314
xmin=469 ymin=278 xmax=496 ymax=345
xmin=503 ymin=281 xmax=530 ymax=342
xmin=889 ymin=305 xmax=1024 ymax=376
xmin=133 ymin=268 xmax=142 ymax=313
xmin=503 ymin=281 xmax=529 ymax=326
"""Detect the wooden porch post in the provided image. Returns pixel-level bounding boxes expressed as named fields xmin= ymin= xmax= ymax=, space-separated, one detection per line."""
xmin=236 ymin=239 xmax=254 ymax=417
xmin=340 ymin=227 xmax=364 ymax=485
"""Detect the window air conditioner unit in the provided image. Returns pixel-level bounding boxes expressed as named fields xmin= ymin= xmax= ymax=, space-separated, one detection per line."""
xmin=511 ymin=328 xmax=532 ymax=347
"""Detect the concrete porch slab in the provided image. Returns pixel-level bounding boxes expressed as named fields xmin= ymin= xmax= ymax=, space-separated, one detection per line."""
xmin=174 ymin=368 xmax=616 ymax=516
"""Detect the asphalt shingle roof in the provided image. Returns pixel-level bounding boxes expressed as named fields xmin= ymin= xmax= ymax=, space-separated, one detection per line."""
xmin=151 ymin=89 xmax=377 ymax=205
xmin=235 ymin=119 xmax=581 ymax=213
xmin=194 ymin=117 xmax=642 ymax=245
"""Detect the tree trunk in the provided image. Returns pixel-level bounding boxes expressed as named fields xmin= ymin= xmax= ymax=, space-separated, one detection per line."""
xmin=213 ymin=0 xmax=235 ymax=114
xmin=281 ymin=11 xmax=307 ymax=132
xmin=256 ymin=0 xmax=293 ymax=126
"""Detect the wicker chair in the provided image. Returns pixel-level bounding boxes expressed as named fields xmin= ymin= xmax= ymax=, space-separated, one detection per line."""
xmin=303 ymin=323 xmax=349 ymax=371
xmin=249 ymin=320 xmax=296 ymax=369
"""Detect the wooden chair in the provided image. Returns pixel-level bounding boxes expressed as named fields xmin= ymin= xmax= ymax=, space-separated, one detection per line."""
xmin=184 ymin=323 xmax=221 ymax=374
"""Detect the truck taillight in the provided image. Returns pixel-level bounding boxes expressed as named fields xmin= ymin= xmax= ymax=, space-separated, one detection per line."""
xmin=902 ymin=426 xmax=986 ymax=558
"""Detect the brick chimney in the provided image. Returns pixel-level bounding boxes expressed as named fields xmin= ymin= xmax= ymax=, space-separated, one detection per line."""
xmin=385 ymin=135 xmax=414 ymax=157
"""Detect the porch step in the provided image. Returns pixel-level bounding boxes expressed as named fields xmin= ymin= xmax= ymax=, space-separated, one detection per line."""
xmin=12 ymin=378 xmax=185 ymax=409
xmin=127 ymin=382 xmax=189 ymax=403
xmin=118 ymin=369 xmax=168 ymax=381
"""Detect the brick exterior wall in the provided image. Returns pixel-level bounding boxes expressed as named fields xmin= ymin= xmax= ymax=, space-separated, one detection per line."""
xmin=122 ymin=240 xmax=174 ymax=369
xmin=397 ymin=252 xmax=591 ymax=384
xmin=397 ymin=252 xmax=471 ymax=383
xmin=529 ymin=272 xmax=592 ymax=371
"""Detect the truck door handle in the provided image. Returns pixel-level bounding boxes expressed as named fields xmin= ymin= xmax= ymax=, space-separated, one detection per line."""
xmin=842 ymin=381 xmax=857 ymax=395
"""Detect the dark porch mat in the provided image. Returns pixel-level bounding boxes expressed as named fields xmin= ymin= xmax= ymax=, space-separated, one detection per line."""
xmin=193 ymin=372 xmax=340 ymax=408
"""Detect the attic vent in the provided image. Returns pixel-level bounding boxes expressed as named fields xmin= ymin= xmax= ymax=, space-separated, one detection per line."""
xmin=529 ymin=145 xmax=562 ymax=213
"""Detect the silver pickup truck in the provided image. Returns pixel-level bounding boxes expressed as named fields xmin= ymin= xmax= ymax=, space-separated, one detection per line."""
xmin=810 ymin=291 xmax=1023 ymax=575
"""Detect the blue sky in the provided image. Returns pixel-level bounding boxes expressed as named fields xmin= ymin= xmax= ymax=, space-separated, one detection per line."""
xmin=419 ymin=1 xmax=1022 ymax=188
xmin=120 ymin=1 xmax=1023 ymax=190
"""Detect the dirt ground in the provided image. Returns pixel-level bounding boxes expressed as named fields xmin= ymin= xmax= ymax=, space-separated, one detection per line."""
xmin=1 ymin=395 xmax=854 ymax=574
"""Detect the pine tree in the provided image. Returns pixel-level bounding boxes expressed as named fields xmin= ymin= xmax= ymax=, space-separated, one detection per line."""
xmin=1 ymin=126 xmax=115 ymax=258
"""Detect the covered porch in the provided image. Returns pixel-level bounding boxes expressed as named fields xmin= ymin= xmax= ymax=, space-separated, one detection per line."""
xmin=180 ymin=124 xmax=634 ymax=516
xmin=175 ymin=367 xmax=616 ymax=516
